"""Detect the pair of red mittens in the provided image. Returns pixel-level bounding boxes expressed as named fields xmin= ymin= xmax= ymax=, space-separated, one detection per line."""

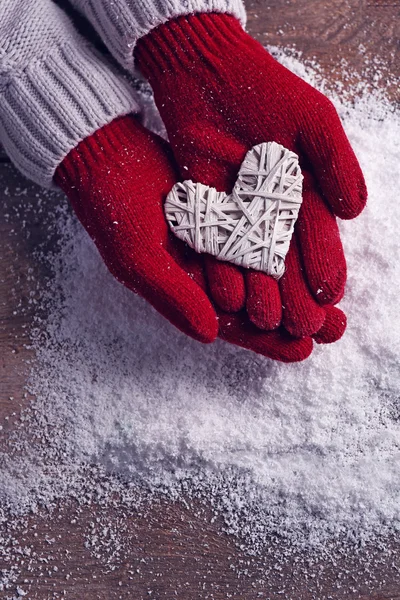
xmin=56 ymin=13 xmax=367 ymax=362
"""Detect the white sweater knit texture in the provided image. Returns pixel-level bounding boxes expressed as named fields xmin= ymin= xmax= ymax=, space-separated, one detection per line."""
xmin=0 ymin=0 xmax=140 ymax=187
xmin=0 ymin=0 xmax=245 ymax=188
xmin=69 ymin=0 xmax=246 ymax=70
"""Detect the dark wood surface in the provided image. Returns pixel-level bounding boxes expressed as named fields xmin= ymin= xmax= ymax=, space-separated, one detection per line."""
xmin=246 ymin=0 xmax=400 ymax=101
xmin=1 ymin=1 xmax=400 ymax=598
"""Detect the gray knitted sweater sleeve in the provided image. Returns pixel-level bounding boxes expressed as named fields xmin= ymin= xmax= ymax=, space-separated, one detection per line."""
xmin=0 ymin=0 xmax=139 ymax=188
xmin=69 ymin=0 xmax=247 ymax=71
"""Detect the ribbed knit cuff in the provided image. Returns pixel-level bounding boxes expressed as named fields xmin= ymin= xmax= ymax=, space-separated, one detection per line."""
xmin=55 ymin=114 xmax=141 ymax=190
xmin=0 ymin=41 xmax=139 ymax=189
xmin=135 ymin=12 xmax=258 ymax=81
xmin=70 ymin=0 xmax=246 ymax=72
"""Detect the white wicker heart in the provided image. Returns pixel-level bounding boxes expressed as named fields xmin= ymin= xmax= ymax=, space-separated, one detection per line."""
xmin=164 ymin=142 xmax=303 ymax=279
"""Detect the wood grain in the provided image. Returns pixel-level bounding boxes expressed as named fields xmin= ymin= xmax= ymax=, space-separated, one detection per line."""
xmin=1 ymin=1 xmax=399 ymax=598
xmin=246 ymin=0 xmax=400 ymax=100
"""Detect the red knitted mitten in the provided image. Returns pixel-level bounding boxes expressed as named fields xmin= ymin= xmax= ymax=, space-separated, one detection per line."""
xmin=136 ymin=13 xmax=366 ymax=341
xmin=55 ymin=116 xmax=217 ymax=344
xmin=55 ymin=115 xmax=313 ymax=362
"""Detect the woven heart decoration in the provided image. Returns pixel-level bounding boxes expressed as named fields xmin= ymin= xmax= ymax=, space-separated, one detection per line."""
xmin=165 ymin=142 xmax=303 ymax=279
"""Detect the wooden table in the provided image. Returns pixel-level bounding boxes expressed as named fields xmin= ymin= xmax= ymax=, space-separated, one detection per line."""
xmin=1 ymin=1 xmax=399 ymax=598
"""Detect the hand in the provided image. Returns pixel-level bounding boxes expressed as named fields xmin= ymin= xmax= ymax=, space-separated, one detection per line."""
xmin=55 ymin=115 xmax=218 ymax=344
xmin=136 ymin=13 xmax=367 ymax=340
xmin=55 ymin=114 xmax=313 ymax=362
xmin=168 ymin=231 xmax=344 ymax=359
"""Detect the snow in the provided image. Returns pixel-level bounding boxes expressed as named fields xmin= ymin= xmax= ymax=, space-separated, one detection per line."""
xmin=1 ymin=52 xmax=400 ymax=588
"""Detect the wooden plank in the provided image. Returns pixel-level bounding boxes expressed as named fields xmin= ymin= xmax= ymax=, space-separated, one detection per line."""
xmin=1 ymin=1 xmax=399 ymax=598
xmin=246 ymin=0 xmax=400 ymax=100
